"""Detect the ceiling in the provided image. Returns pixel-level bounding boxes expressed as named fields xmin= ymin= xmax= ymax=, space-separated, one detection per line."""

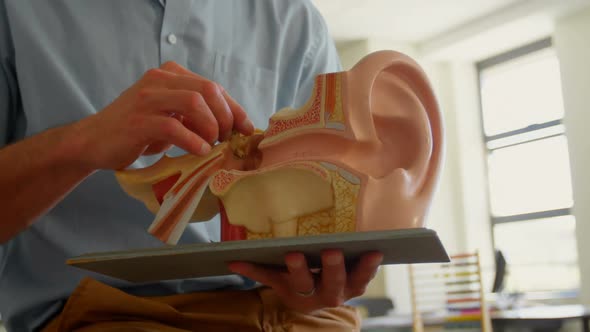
xmin=313 ymin=0 xmax=590 ymax=60
xmin=313 ymin=0 xmax=527 ymax=43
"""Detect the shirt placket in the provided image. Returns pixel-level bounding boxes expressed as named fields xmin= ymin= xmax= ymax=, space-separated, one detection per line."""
xmin=159 ymin=0 xmax=195 ymax=65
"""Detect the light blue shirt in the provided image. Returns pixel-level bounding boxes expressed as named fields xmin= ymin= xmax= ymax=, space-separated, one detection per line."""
xmin=0 ymin=1 xmax=341 ymax=330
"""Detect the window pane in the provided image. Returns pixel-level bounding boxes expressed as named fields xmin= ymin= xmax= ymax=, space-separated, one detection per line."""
xmin=486 ymin=124 xmax=565 ymax=150
xmin=493 ymin=216 xmax=579 ymax=292
xmin=480 ymin=48 xmax=564 ymax=136
xmin=487 ymin=135 xmax=573 ymax=217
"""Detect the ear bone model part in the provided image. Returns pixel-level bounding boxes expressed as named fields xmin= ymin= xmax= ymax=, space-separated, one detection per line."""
xmin=115 ymin=50 xmax=445 ymax=245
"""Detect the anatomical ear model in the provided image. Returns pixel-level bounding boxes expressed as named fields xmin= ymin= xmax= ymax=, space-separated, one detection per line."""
xmin=116 ymin=50 xmax=444 ymax=245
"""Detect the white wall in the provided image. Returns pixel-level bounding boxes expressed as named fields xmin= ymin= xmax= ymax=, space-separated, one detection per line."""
xmin=337 ymin=40 xmax=370 ymax=70
xmin=445 ymin=61 xmax=495 ymax=273
xmin=420 ymin=62 xmax=468 ymax=257
xmin=554 ymin=7 xmax=590 ymax=306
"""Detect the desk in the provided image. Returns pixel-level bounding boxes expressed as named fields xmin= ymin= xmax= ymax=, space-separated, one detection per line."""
xmin=361 ymin=312 xmax=451 ymax=331
xmin=492 ymin=305 xmax=590 ymax=332
xmin=362 ymin=305 xmax=590 ymax=332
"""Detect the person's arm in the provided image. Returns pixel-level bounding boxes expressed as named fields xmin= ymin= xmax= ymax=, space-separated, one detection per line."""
xmin=0 ymin=123 xmax=96 ymax=243
xmin=0 ymin=60 xmax=255 ymax=244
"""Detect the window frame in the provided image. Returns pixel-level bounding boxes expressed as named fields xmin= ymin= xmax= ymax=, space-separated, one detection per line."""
xmin=476 ymin=37 xmax=572 ymax=227
xmin=476 ymin=37 xmax=578 ymax=293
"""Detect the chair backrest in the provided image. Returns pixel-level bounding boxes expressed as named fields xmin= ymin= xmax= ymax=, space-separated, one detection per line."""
xmin=492 ymin=250 xmax=507 ymax=293
xmin=408 ymin=251 xmax=492 ymax=332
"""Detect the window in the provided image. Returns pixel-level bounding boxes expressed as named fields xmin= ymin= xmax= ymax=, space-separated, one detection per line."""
xmin=477 ymin=38 xmax=579 ymax=293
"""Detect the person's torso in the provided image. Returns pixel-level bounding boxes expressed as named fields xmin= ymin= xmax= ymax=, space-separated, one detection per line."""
xmin=0 ymin=0 xmax=322 ymax=330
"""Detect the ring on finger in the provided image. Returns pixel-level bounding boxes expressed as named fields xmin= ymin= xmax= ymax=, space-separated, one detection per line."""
xmin=295 ymin=286 xmax=316 ymax=297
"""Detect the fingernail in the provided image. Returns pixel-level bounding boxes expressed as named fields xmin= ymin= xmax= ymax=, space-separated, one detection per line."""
xmin=220 ymin=131 xmax=232 ymax=142
xmin=326 ymin=254 xmax=342 ymax=266
xmin=288 ymin=258 xmax=303 ymax=269
xmin=242 ymin=118 xmax=255 ymax=133
xmin=371 ymin=254 xmax=384 ymax=266
xmin=200 ymin=142 xmax=211 ymax=155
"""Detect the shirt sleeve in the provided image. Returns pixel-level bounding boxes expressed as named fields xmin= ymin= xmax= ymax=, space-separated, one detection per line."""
xmin=292 ymin=4 xmax=342 ymax=108
xmin=0 ymin=0 xmax=24 ymax=148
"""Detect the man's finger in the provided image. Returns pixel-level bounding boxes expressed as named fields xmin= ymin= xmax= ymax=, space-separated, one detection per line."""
xmin=143 ymin=141 xmax=172 ymax=155
xmin=346 ymin=251 xmax=383 ymax=298
xmin=161 ymin=77 xmax=234 ymax=142
xmin=146 ymin=116 xmax=211 ymax=156
xmin=221 ymin=90 xmax=254 ymax=135
xmin=159 ymin=61 xmax=253 ymax=136
xmin=228 ymin=262 xmax=284 ymax=290
xmin=142 ymin=113 xmax=182 ymax=155
xmin=285 ymin=252 xmax=316 ymax=296
xmin=319 ymin=249 xmax=346 ymax=307
xmin=160 ymin=61 xmax=207 ymax=80
xmin=138 ymin=88 xmax=219 ymax=144
xmin=198 ymin=82 xmax=234 ymax=141
xmin=157 ymin=64 xmax=235 ymax=141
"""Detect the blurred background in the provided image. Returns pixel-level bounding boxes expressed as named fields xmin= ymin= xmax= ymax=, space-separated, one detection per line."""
xmin=311 ymin=0 xmax=590 ymax=330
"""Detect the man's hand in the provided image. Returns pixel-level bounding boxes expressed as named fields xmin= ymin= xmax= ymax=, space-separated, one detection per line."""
xmin=72 ymin=61 xmax=254 ymax=170
xmin=228 ymin=250 xmax=383 ymax=313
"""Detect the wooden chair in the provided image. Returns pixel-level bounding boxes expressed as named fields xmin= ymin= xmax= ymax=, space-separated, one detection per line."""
xmin=408 ymin=251 xmax=492 ymax=332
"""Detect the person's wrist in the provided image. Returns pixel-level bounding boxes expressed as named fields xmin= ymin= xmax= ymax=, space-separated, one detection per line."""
xmin=53 ymin=119 xmax=99 ymax=176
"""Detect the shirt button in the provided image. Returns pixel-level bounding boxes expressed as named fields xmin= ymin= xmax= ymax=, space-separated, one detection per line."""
xmin=167 ymin=33 xmax=177 ymax=45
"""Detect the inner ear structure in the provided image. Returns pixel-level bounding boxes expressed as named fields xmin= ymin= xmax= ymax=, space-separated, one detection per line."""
xmin=116 ymin=50 xmax=444 ymax=245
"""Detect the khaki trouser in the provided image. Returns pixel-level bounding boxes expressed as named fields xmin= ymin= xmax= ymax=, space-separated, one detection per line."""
xmin=41 ymin=278 xmax=361 ymax=332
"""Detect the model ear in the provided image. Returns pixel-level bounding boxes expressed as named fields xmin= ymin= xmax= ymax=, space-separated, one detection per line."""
xmin=350 ymin=50 xmax=443 ymax=197
xmin=348 ymin=51 xmax=444 ymax=231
